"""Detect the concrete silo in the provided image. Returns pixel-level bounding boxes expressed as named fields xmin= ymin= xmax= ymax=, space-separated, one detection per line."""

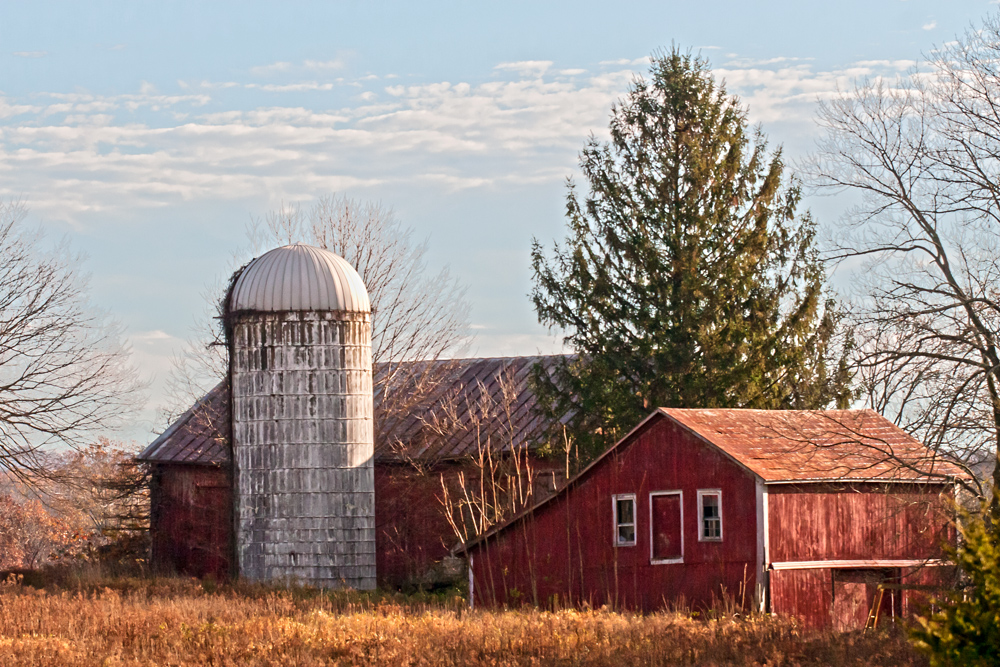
xmin=226 ymin=243 xmax=375 ymax=589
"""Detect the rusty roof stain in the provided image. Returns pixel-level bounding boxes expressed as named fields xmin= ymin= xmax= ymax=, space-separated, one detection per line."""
xmin=660 ymin=408 xmax=967 ymax=482
xmin=138 ymin=355 xmax=570 ymax=466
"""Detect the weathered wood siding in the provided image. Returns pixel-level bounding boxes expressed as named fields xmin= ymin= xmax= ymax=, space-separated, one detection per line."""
xmin=376 ymin=457 xmax=565 ymax=589
xmin=768 ymin=483 xmax=951 ymax=562
xmin=767 ymin=482 xmax=954 ymax=629
xmin=231 ymin=311 xmax=375 ymax=589
xmin=149 ymin=464 xmax=232 ymax=578
xmin=469 ymin=416 xmax=761 ymax=611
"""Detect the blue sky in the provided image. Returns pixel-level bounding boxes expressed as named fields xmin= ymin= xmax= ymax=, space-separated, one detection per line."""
xmin=1 ymin=1 xmax=994 ymax=441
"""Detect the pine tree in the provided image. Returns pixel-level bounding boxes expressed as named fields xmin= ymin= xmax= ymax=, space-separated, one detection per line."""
xmin=531 ymin=50 xmax=850 ymax=458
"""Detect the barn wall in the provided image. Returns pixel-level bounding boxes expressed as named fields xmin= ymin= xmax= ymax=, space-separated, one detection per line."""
xmin=469 ymin=416 xmax=761 ymax=612
xmin=767 ymin=482 xmax=953 ymax=562
xmin=149 ymin=458 xmax=562 ymax=589
xmin=376 ymin=457 xmax=565 ymax=589
xmin=150 ymin=464 xmax=232 ymax=579
xmin=766 ymin=482 xmax=954 ymax=629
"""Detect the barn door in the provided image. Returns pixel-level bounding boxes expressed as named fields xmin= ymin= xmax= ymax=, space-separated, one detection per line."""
xmin=832 ymin=569 xmax=898 ymax=631
xmin=650 ymin=491 xmax=683 ymax=563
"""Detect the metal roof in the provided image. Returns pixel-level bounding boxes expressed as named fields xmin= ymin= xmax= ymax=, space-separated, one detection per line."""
xmin=229 ymin=243 xmax=370 ymax=314
xmin=138 ymin=382 xmax=231 ymax=465
xmin=138 ymin=355 xmax=570 ymax=466
xmin=660 ymin=408 xmax=967 ymax=482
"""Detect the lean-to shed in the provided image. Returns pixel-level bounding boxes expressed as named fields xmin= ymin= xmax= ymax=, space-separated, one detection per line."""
xmin=459 ymin=408 xmax=965 ymax=630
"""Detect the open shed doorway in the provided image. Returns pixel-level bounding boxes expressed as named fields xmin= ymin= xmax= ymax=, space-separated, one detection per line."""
xmin=831 ymin=568 xmax=901 ymax=631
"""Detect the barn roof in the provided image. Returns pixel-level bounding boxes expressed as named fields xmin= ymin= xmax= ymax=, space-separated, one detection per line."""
xmin=659 ymin=408 xmax=967 ymax=483
xmin=139 ymin=381 xmax=231 ymax=465
xmin=138 ymin=355 xmax=570 ymax=466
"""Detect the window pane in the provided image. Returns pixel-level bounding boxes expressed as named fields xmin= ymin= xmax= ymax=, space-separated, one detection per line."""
xmin=618 ymin=524 xmax=635 ymax=544
xmin=617 ymin=498 xmax=634 ymax=524
xmin=701 ymin=493 xmax=721 ymax=539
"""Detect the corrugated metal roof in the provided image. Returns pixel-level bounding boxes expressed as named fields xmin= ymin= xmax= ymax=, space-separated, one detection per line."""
xmin=375 ymin=355 xmax=571 ymax=462
xmin=138 ymin=356 xmax=570 ymax=465
xmin=138 ymin=381 xmax=231 ymax=465
xmin=660 ymin=408 xmax=967 ymax=482
xmin=229 ymin=243 xmax=371 ymax=313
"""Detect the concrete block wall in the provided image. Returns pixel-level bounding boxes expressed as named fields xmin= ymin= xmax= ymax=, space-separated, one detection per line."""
xmin=232 ymin=310 xmax=375 ymax=589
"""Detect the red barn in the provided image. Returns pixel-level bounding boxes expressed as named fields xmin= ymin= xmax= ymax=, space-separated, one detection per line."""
xmin=460 ymin=408 xmax=964 ymax=629
xmin=139 ymin=355 xmax=570 ymax=587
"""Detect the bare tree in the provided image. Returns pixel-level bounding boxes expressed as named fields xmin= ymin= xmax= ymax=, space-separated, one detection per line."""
xmin=429 ymin=369 xmax=542 ymax=547
xmin=165 ymin=195 xmax=470 ymax=446
xmin=808 ymin=15 xmax=1000 ymax=502
xmin=0 ymin=200 xmax=142 ymax=482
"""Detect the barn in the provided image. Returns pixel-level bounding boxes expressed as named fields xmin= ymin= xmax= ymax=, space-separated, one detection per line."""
xmin=138 ymin=354 xmax=570 ymax=587
xmin=459 ymin=407 xmax=965 ymax=630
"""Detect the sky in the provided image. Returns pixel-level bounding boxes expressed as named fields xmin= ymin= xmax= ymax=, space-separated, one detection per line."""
xmin=1 ymin=0 xmax=996 ymax=443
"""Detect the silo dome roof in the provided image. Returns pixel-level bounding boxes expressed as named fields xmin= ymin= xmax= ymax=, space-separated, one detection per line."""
xmin=229 ymin=243 xmax=371 ymax=313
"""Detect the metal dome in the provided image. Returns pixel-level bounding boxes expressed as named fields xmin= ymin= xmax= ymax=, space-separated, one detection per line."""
xmin=229 ymin=243 xmax=371 ymax=313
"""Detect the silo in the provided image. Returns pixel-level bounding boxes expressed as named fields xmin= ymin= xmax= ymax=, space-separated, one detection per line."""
xmin=226 ymin=243 xmax=375 ymax=589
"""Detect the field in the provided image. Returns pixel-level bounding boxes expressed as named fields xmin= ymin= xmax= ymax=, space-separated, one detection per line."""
xmin=0 ymin=576 xmax=927 ymax=667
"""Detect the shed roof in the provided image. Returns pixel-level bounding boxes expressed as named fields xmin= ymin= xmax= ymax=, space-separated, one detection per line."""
xmin=660 ymin=408 xmax=967 ymax=482
xmin=138 ymin=355 xmax=569 ymax=466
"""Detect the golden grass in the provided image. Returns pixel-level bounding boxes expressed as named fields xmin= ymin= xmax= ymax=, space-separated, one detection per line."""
xmin=0 ymin=578 xmax=924 ymax=667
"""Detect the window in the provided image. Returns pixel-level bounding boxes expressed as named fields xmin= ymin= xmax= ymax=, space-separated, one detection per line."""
xmin=613 ymin=494 xmax=636 ymax=546
xmin=649 ymin=491 xmax=683 ymax=564
xmin=698 ymin=489 xmax=723 ymax=541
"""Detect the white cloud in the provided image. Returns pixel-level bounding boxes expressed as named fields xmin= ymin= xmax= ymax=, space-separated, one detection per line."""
xmin=494 ymin=60 xmax=553 ymax=77
xmin=923 ymin=20 xmax=937 ymax=31
xmin=304 ymin=58 xmax=347 ymax=71
xmin=0 ymin=54 xmax=926 ymax=226
xmin=246 ymin=82 xmax=336 ymax=92
xmin=12 ymin=51 xmax=47 ymax=58
xmin=250 ymin=61 xmax=293 ymax=76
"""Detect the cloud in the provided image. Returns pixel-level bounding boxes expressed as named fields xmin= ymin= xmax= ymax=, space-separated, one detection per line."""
xmin=494 ymin=60 xmax=553 ymax=77
xmin=246 ymin=82 xmax=336 ymax=92
xmin=304 ymin=58 xmax=347 ymax=71
xmin=12 ymin=51 xmax=47 ymax=58
xmin=923 ymin=20 xmax=937 ymax=31
xmin=0 ymin=54 xmax=925 ymax=226
xmin=250 ymin=61 xmax=293 ymax=76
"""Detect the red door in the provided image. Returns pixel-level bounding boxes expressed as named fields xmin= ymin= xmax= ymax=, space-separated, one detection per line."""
xmin=651 ymin=493 xmax=682 ymax=562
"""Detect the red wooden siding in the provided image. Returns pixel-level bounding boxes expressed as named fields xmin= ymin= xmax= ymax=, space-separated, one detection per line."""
xmin=377 ymin=458 xmax=565 ymax=588
xmin=469 ymin=416 xmax=761 ymax=612
xmin=150 ymin=465 xmax=232 ymax=579
xmin=768 ymin=483 xmax=952 ymax=563
xmin=766 ymin=483 xmax=955 ymax=629
xmin=375 ymin=464 xmax=458 ymax=587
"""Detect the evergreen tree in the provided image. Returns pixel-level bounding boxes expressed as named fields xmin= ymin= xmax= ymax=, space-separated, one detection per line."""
xmin=531 ymin=50 xmax=850 ymax=458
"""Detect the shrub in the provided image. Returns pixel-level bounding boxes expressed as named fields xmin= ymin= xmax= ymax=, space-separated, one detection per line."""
xmin=911 ymin=504 xmax=1000 ymax=667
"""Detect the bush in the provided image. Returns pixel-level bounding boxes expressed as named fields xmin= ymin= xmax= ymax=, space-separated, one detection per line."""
xmin=911 ymin=504 xmax=1000 ymax=666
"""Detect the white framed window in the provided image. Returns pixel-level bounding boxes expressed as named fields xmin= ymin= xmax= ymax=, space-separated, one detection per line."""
xmin=697 ymin=489 xmax=723 ymax=542
xmin=613 ymin=494 xmax=637 ymax=546
xmin=649 ymin=490 xmax=684 ymax=564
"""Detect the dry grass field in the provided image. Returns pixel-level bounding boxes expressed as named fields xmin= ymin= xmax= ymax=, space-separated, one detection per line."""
xmin=0 ymin=576 xmax=925 ymax=667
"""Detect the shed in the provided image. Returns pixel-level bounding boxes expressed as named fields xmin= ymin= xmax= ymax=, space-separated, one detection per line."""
xmin=459 ymin=408 xmax=965 ymax=630
xmin=139 ymin=355 xmax=571 ymax=587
